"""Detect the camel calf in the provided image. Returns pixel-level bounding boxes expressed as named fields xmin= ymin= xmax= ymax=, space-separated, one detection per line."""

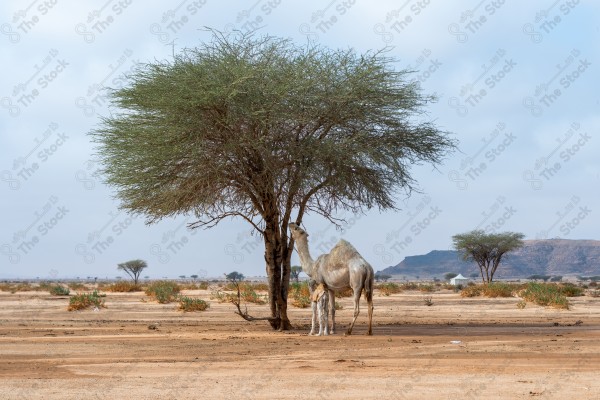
xmin=310 ymin=282 xmax=329 ymax=336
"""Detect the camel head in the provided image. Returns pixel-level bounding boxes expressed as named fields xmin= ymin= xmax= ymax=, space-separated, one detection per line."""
xmin=289 ymin=223 xmax=308 ymax=239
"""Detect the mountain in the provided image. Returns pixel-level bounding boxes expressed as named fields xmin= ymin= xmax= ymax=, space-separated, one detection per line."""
xmin=379 ymin=239 xmax=600 ymax=279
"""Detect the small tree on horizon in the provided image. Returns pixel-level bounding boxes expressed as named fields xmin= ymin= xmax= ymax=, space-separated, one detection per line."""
xmin=452 ymin=230 xmax=524 ymax=284
xmin=290 ymin=266 xmax=302 ymax=283
xmin=375 ymin=273 xmax=392 ymax=282
xmin=444 ymin=272 xmax=458 ymax=281
xmin=225 ymin=271 xmax=245 ymax=283
xmin=117 ymin=259 xmax=147 ymax=285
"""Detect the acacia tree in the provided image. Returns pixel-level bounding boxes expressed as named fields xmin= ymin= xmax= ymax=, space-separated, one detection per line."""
xmin=452 ymin=230 xmax=524 ymax=283
xmin=92 ymin=31 xmax=456 ymax=330
xmin=117 ymin=259 xmax=147 ymax=285
xmin=290 ymin=266 xmax=302 ymax=283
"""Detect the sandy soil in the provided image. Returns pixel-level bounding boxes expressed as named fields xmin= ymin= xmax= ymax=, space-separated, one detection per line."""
xmin=0 ymin=287 xmax=599 ymax=399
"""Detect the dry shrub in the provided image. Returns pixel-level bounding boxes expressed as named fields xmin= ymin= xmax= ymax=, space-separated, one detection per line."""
xmin=0 ymin=282 xmax=39 ymax=293
xmin=290 ymin=281 xmax=311 ymax=308
xmin=460 ymin=285 xmax=483 ymax=297
xmin=419 ymin=284 xmax=436 ymax=293
xmin=240 ymin=284 xmax=267 ymax=304
xmin=210 ymin=290 xmax=235 ymax=303
xmin=68 ymin=282 xmax=88 ymax=291
xmin=250 ymin=282 xmax=269 ymax=292
xmin=481 ymin=282 xmax=518 ymax=298
xmin=401 ymin=282 xmax=419 ymax=290
xmin=106 ymin=281 xmax=143 ymax=292
xmin=378 ymin=282 xmax=402 ymax=296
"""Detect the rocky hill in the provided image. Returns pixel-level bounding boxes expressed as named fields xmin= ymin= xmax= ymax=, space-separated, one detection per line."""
xmin=379 ymin=239 xmax=600 ymax=279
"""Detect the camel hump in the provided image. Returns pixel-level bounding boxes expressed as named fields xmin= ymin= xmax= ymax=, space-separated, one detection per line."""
xmin=330 ymin=239 xmax=361 ymax=259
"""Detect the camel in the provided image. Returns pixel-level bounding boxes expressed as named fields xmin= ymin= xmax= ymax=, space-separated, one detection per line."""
xmin=289 ymin=223 xmax=374 ymax=335
xmin=310 ymin=281 xmax=329 ymax=336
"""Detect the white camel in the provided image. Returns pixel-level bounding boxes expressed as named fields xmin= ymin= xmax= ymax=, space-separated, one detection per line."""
xmin=310 ymin=281 xmax=329 ymax=336
xmin=289 ymin=223 xmax=374 ymax=335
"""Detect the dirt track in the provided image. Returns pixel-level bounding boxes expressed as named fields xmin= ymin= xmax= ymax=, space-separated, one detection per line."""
xmin=0 ymin=289 xmax=598 ymax=399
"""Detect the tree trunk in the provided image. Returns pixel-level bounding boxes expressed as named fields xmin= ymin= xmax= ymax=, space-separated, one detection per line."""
xmin=263 ymin=220 xmax=293 ymax=331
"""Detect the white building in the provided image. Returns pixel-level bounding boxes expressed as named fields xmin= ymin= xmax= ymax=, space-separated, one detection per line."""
xmin=450 ymin=274 xmax=469 ymax=286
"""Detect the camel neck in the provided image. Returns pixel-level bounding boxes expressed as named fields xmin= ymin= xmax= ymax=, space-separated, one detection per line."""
xmin=294 ymin=237 xmax=315 ymax=276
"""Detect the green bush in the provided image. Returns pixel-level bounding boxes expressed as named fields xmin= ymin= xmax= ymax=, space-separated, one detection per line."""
xmin=49 ymin=285 xmax=70 ymax=296
xmin=68 ymin=290 xmax=105 ymax=311
xmin=520 ymin=282 xmax=570 ymax=309
xmin=558 ymin=283 xmax=584 ymax=297
xmin=145 ymin=280 xmax=180 ymax=303
xmin=178 ymin=296 xmax=210 ymax=312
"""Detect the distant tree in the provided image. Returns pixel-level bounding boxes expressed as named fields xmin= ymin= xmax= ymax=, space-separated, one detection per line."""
xmin=117 ymin=259 xmax=148 ymax=285
xmin=290 ymin=266 xmax=302 ymax=283
xmin=528 ymin=274 xmax=551 ymax=282
xmin=225 ymin=271 xmax=245 ymax=283
xmin=452 ymin=230 xmax=524 ymax=284
xmin=375 ymin=273 xmax=392 ymax=282
xmin=444 ymin=272 xmax=458 ymax=281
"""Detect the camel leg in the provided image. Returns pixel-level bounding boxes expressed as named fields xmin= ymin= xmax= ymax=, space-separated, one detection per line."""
xmin=366 ymin=292 xmax=373 ymax=336
xmin=318 ymin=295 xmax=329 ymax=336
xmin=309 ymin=301 xmax=317 ymax=335
xmin=328 ymin=289 xmax=336 ymax=334
xmin=346 ymin=287 xmax=362 ymax=335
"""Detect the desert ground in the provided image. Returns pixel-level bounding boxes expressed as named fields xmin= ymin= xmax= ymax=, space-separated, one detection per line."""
xmin=0 ymin=285 xmax=598 ymax=399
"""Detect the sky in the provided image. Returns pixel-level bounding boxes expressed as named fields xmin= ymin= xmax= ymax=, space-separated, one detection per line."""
xmin=1 ymin=1 xmax=599 ymax=280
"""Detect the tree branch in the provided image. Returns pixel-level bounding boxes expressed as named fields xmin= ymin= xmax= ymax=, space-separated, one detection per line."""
xmin=230 ymin=281 xmax=277 ymax=322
